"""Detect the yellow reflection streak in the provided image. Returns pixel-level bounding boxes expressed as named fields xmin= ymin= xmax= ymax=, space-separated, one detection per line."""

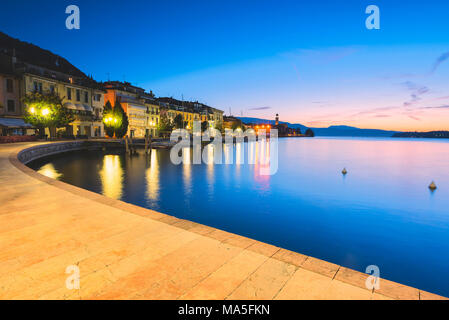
xmin=38 ymin=163 xmax=62 ymax=180
xmin=146 ymin=150 xmax=160 ymax=201
xmin=206 ymin=145 xmax=215 ymax=193
xmin=248 ymin=141 xmax=255 ymax=165
xmin=183 ymin=147 xmax=192 ymax=195
xmin=236 ymin=142 xmax=243 ymax=165
xmin=224 ymin=143 xmax=232 ymax=164
xmin=99 ymin=155 xmax=123 ymax=199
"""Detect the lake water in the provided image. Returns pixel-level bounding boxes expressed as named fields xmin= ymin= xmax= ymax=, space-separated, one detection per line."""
xmin=28 ymin=137 xmax=449 ymax=296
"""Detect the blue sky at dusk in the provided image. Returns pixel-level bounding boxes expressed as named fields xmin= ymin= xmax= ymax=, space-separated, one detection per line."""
xmin=1 ymin=0 xmax=448 ymax=130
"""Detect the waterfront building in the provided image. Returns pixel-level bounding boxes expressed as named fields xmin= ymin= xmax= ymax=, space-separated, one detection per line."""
xmin=91 ymin=88 xmax=106 ymax=137
xmin=0 ymin=31 xmax=223 ymax=138
xmin=144 ymin=95 xmax=160 ymax=137
xmin=157 ymin=97 xmax=224 ymax=132
xmin=223 ymin=116 xmax=244 ymax=130
xmin=156 ymin=97 xmax=198 ymax=131
xmin=0 ymin=32 xmax=105 ymax=138
xmin=0 ymin=52 xmax=32 ymax=135
xmin=201 ymin=106 xmax=224 ymax=130
xmin=244 ymin=114 xmax=302 ymax=136
xmin=212 ymin=108 xmax=224 ymax=130
xmin=273 ymin=114 xmax=302 ymax=136
xmin=104 ymin=81 xmax=150 ymax=138
xmin=22 ymin=69 xmax=105 ymax=138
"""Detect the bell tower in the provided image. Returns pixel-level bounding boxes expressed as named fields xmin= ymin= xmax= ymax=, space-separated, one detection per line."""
xmin=275 ymin=114 xmax=279 ymax=126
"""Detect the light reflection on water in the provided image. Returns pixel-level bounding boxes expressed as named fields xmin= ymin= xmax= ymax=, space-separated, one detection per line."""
xmin=37 ymin=163 xmax=62 ymax=180
xmin=29 ymin=137 xmax=449 ymax=296
xmin=146 ymin=150 xmax=159 ymax=202
xmin=99 ymin=155 xmax=123 ymax=199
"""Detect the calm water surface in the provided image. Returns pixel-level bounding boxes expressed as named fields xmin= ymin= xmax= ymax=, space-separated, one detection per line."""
xmin=29 ymin=137 xmax=449 ymax=296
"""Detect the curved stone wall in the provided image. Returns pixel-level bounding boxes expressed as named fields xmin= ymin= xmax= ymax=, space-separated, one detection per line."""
xmin=17 ymin=141 xmax=110 ymax=164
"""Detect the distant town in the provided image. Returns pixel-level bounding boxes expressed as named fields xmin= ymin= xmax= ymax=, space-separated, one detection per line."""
xmin=0 ymin=31 xmax=312 ymax=141
xmin=0 ymin=31 xmax=447 ymax=142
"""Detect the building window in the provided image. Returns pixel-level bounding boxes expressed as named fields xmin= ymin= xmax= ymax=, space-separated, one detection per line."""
xmin=7 ymin=100 xmax=15 ymax=113
xmin=67 ymin=88 xmax=72 ymax=100
xmin=76 ymin=89 xmax=80 ymax=102
xmin=33 ymin=81 xmax=42 ymax=93
xmin=6 ymin=79 xmax=13 ymax=93
xmin=84 ymin=91 xmax=88 ymax=103
xmin=50 ymin=85 xmax=55 ymax=94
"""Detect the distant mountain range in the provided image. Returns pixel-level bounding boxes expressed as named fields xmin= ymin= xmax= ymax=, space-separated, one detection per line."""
xmin=393 ymin=131 xmax=449 ymax=139
xmin=238 ymin=117 xmax=399 ymax=137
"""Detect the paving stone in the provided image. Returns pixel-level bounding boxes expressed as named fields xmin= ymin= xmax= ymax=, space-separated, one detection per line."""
xmin=181 ymin=250 xmax=268 ymax=300
xmin=334 ymin=267 xmax=371 ymax=290
xmin=275 ymin=267 xmax=333 ymax=300
xmin=247 ymin=242 xmax=280 ymax=257
xmin=272 ymin=249 xmax=308 ymax=267
xmin=301 ymin=257 xmax=340 ymax=278
xmin=227 ymin=258 xmax=296 ymax=300
xmin=374 ymin=278 xmax=419 ymax=300
xmin=419 ymin=290 xmax=449 ymax=300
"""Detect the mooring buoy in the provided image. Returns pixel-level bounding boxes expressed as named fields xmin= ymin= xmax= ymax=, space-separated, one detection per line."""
xmin=429 ymin=181 xmax=437 ymax=191
xmin=342 ymin=168 xmax=348 ymax=175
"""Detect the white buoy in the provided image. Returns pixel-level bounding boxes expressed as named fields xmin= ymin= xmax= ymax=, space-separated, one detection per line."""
xmin=342 ymin=168 xmax=348 ymax=175
xmin=429 ymin=181 xmax=437 ymax=191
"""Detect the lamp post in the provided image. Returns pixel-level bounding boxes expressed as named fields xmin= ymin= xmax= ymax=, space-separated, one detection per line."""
xmin=103 ymin=116 xmax=119 ymax=138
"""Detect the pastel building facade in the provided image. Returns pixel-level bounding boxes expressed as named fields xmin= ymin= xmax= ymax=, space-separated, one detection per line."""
xmin=0 ymin=35 xmax=106 ymax=138
xmin=156 ymin=97 xmax=224 ymax=132
xmin=22 ymin=73 xmax=105 ymax=137
xmin=104 ymin=81 xmax=159 ymax=138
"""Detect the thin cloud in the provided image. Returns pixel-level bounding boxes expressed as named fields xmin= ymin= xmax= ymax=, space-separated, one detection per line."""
xmin=381 ymin=52 xmax=449 ymax=79
xmin=401 ymin=81 xmax=430 ymax=106
xmin=408 ymin=115 xmax=421 ymax=121
xmin=430 ymin=52 xmax=449 ymax=74
xmin=305 ymin=120 xmax=332 ymax=126
xmin=247 ymin=106 xmax=271 ymax=111
xmin=419 ymin=105 xmax=449 ymax=110
xmin=349 ymin=106 xmax=398 ymax=118
xmin=432 ymin=96 xmax=449 ymax=101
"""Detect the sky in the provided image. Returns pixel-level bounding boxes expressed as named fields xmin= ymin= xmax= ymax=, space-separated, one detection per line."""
xmin=1 ymin=0 xmax=448 ymax=131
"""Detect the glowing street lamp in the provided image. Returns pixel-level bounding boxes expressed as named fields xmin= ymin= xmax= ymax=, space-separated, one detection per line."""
xmin=29 ymin=107 xmax=36 ymax=114
xmin=41 ymin=108 xmax=50 ymax=116
xmin=104 ymin=116 xmax=117 ymax=125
